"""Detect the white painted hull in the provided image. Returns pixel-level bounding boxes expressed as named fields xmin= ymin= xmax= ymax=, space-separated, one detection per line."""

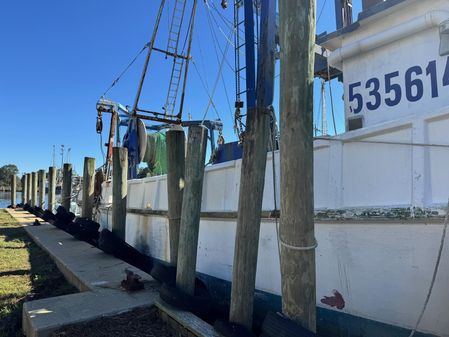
xmin=97 ymin=106 xmax=449 ymax=337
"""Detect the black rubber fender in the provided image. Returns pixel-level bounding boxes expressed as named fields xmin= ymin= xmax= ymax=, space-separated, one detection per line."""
xmin=213 ymin=319 xmax=256 ymax=337
xmin=150 ymin=260 xmax=177 ymax=285
xmin=98 ymin=228 xmax=153 ymax=273
xmin=42 ymin=210 xmax=56 ymax=222
xmin=159 ymin=283 xmax=213 ymax=317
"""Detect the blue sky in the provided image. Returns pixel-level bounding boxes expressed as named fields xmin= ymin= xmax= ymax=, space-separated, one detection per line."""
xmin=0 ymin=0 xmax=362 ymax=174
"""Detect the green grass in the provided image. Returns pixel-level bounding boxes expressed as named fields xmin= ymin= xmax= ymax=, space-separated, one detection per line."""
xmin=0 ymin=210 xmax=77 ymax=337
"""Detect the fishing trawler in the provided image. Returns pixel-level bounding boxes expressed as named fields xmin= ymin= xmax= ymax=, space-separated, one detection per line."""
xmin=93 ymin=1 xmax=449 ymax=336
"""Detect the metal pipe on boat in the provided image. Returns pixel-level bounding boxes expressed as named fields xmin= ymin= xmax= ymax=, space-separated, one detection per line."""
xmin=329 ymin=11 xmax=449 ymax=69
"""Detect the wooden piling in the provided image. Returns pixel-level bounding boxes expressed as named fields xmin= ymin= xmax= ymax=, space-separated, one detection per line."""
xmin=26 ymin=173 xmax=32 ymax=205
xmin=31 ymin=172 xmax=37 ymax=207
xmin=112 ymin=147 xmax=127 ymax=240
xmin=166 ymin=127 xmax=185 ymax=265
xmin=175 ymin=126 xmax=207 ymax=295
xmin=22 ymin=175 xmax=27 ymax=206
xmin=82 ymin=157 xmax=96 ymax=219
xmin=228 ymin=0 xmax=276 ymax=328
xmin=10 ymin=175 xmax=16 ymax=207
xmin=48 ymin=167 xmax=56 ymax=212
xmin=279 ymin=0 xmax=316 ymax=331
xmin=62 ymin=164 xmax=72 ymax=211
xmin=38 ymin=169 xmax=45 ymax=209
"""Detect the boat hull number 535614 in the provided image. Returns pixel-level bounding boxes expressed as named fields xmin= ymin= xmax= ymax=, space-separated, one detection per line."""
xmin=348 ymin=56 xmax=449 ymax=114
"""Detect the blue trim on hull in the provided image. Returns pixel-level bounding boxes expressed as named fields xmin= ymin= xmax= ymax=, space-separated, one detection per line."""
xmin=195 ymin=272 xmax=437 ymax=337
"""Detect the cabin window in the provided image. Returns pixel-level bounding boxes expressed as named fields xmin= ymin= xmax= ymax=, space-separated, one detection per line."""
xmin=347 ymin=116 xmax=363 ymax=131
xmin=440 ymin=20 xmax=449 ymax=56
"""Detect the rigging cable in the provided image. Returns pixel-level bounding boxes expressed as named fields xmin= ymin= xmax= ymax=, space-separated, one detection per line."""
xmin=326 ymin=50 xmax=338 ymax=135
xmin=101 ymin=43 xmax=149 ymax=97
xmin=269 ymin=108 xmax=282 ymax=271
xmin=204 ymin=1 xmax=235 ymax=122
xmin=201 ymin=17 xmax=234 ymax=122
xmin=317 ymin=0 xmax=328 ymax=24
xmin=191 ymin=59 xmax=221 ymax=118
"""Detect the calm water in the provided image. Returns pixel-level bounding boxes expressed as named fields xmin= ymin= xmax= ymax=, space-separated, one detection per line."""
xmin=0 ymin=191 xmax=22 ymax=208
xmin=0 ymin=192 xmax=60 ymax=209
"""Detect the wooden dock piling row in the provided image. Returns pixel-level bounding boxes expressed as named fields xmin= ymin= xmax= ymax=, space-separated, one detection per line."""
xmin=38 ymin=169 xmax=45 ymax=209
xmin=10 ymin=175 xmax=16 ymax=207
xmin=112 ymin=147 xmax=127 ymax=240
xmin=166 ymin=128 xmax=185 ymax=265
xmin=48 ymin=166 xmax=56 ymax=212
xmin=26 ymin=173 xmax=32 ymax=205
xmin=31 ymin=172 xmax=37 ymax=207
xmin=279 ymin=0 xmax=317 ymax=331
xmin=176 ymin=125 xmax=208 ymax=296
xmin=82 ymin=157 xmax=96 ymax=219
xmin=62 ymin=164 xmax=72 ymax=211
xmin=21 ymin=174 xmax=27 ymax=206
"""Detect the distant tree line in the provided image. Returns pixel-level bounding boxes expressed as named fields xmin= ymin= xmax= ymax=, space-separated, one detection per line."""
xmin=0 ymin=164 xmax=19 ymax=190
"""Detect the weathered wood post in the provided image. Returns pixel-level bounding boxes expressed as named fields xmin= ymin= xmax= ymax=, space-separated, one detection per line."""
xmin=228 ymin=0 xmax=275 ymax=328
xmin=112 ymin=147 xmax=128 ymax=240
xmin=31 ymin=172 xmax=37 ymax=207
xmin=26 ymin=173 xmax=32 ymax=205
xmin=176 ymin=125 xmax=207 ymax=295
xmin=62 ymin=164 xmax=72 ymax=211
xmin=82 ymin=157 xmax=96 ymax=219
xmin=279 ymin=0 xmax=317 ymax=331
xmin=166 ymin=127 xmax=185 ymax=265
xmin=10 ymin=174 xmax=16 ymax=207
xmin=22 ymin=174 xmax=27 ymax=206
xmin=38 ymin=169 xmax=45 ymax=209
xmin=48 ymin=166 xmax=56 ymax=212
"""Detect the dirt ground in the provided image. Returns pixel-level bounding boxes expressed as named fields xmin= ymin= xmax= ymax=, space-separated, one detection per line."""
xmin=52 ymin=307 xmax=174 ymax=337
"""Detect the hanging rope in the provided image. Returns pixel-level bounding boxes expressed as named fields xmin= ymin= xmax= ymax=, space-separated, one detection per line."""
xmin=408 ymin=199 xmax=449 ymax=337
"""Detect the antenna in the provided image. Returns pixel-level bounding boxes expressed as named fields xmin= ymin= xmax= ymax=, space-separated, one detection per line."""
xmin=52 ymin=145 xmax=55 ymax=167
xmin=66 ymin=148 xmax=71 ymax=163
xmin=60 ymin=145 xmax=64 ymax=169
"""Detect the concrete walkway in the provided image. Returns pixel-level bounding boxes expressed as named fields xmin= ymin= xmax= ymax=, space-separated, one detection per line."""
xmin=7 ymin=209 xmax=220 ymax=337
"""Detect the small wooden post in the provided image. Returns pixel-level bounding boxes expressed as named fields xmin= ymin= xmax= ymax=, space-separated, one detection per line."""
xmin=22 ymin=174 xmax=27 ymax=206
xmin=26 ymin=173 xmax=32 ymax=205
xmin=112 ymin=147 xmax=128 ymax=240
xmin=279 ymin=0 xmax=316 ymax=331
xmin=166 ymin=127 xmax=185 ymax=265
xmin=48 ymin=166 xmax=57 ymax=212
xmin=176 ymin=126 xmax=207 ymax=295
xmin=62 ymin=163 xmax=72 ymax=211
xmin=31 ymin=172 xmax=37 ymax=207
xmin=38 ymin=169 xmax=45 ymax=209
xmin=82 ymin=157 xmax=96 ymax=219
xmin=10 ymin=175 xmax=16 ymax=207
